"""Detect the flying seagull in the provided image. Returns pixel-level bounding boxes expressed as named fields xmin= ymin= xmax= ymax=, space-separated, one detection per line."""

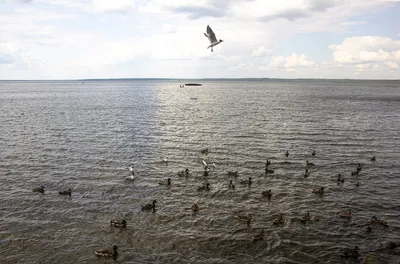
xmin=204 ymin=25 xmax=223 ymax=52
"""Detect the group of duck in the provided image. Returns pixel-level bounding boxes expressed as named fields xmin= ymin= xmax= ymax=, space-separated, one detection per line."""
xmin=31 ymin=148 xmax=396 ymax=261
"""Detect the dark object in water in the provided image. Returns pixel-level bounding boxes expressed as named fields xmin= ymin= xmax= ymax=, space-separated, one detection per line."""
xmin=185 ymin=83 xmax=202 ymax=86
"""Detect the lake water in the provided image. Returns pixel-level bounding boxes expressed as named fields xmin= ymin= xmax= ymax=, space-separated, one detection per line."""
xmin=0 ymin=79 xmax=399 ymax=264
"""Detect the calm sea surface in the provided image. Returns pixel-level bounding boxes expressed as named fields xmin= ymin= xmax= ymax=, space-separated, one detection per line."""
xmin=0 ymin=79 xmax=399 ymax=264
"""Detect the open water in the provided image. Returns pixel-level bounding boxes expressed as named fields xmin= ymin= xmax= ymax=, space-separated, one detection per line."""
xmin=0 ymin=79 xmax=399 ymax=263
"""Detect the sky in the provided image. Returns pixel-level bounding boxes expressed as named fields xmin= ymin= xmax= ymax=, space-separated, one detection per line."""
xmin=0 ymin=0 xmax=400 ymax=80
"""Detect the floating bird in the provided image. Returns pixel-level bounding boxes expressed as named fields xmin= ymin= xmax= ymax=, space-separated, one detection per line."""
xmin=337 ymin=174 xmax=344 ymax=183
xmin=94 ymin=245 xmax=118 ymax=258
xmin=201 ymin=148 xmax=209 ymax=155
xmin=339 ymin=209 xmax=352 ymax=219
xmin=159 ymin=178 xmax=171 ymax=186
xmin=191 ymin=203 xmax=199 ymax=212
xmin=266 ymin=159 xmax=271 ymax=166
xmin=340 ymin=246 xmax=360 ymax=260
xmin=229 ymin=180 xmax=235 ymax=189
xmin=312 ymin=150 xmax=316 ymax=156
xmin=262 ymin=189 xmax=272 ymax=198
xmin=110 ymin=220 xmax=127 ymax=228
xmin=203 ymin=166 xmax=210 ymax=176
xmin=197 ymin=183 xmax=211 ymax=192
xmin=312 ymin=187 xmax=325 ymax=195
xmin=59 ymin=188 xmax=72 ymax=197
xmin=300 ymin=211 xmax=311 ymax=223
xmin=141 ymin=200 xmax=157 ymax=211
xmin=252 ymin=229 xmax=264 ymax=242
xmin=273 ymin=213 xmax=284 ymax=226
xmin=380 ymin=241 xmax=396 ymax=249
xmin=162 ymin=157 xmax=169 ymax=164
xmin=265 ymin=167 xmax=274 ymax=174
xmin=228 ymin=171 xmax=238 ymax=177
xmin=306 ymin=160 xmax=315 ymax=166
xmin=371 ymin=216 xmax=388 ymax=227
xmin=204 ymin=25 xmax=223 ymax=52
xmin=235 ymin=213 xmax=252 ymax=226
xmin=178 ymin=168 xmax=190 ymax=176
xmin=33 ymin=186 xmax=45 ymax=194
xmin=304 ymin=169 xmax=309 ymax=178
xmin=239 ymin=177 xmax=252 ymax=186
xmin=285 ymin=151 xmax=289 ymax=157
xmin=371 ymin=156 xmax=376 ymax=161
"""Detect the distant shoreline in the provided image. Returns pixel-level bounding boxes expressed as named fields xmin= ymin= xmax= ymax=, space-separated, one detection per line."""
xmin=0 ymin=78 xmax=399 ymax=82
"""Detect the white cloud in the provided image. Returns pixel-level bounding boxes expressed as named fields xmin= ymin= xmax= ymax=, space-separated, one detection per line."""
xmin=329 ymin=36 xmax=400 ymax=74
xmin=284 ymin=53 xmax=314 ymax=68
xmin=252 ymin=46 xmax=272 ymax=57
xmin=1 ymin=0 xmax=400 ymax=79
xmin=385 ymin=61 xmax=399 ymax=69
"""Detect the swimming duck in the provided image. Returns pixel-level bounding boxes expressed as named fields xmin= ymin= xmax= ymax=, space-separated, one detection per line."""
xmin=312 ymin=187 xmax=324 ymax=195
xmin=266 ymin=159 xmax=271 ymax=166
xmin=191 ymin=203 xmax=199 ymax=212
xmin=33 ymin=186 xmax=45 ymax=194
xmin=356 ymin=163 xmax=362 ymax=173
xmin=228 ymin=171 xmax=238 ymax=177
xmin=159 ymin=178 xmax=171 ymax=186
xmin=340 ymin=246 xmax=360 ymax=259
xmin=94 ymin=245 xmax=118 ymax=258
xmin=265 ymin=167 xmax=274 ymax=174
xmin=339 ymin=209 xmax=352 ymax=219
xmin=235 ymin=214 xmax=252 ymax=225
xmin=262 ymin=190 xmax=272 ymax=198
xmin=304 ymin=169 xmax=309 ymax=178
xmin=337 ymin=174 xmax=344 ymax=183
xmin=273 ymin=213 xmax=284 ymax=226
xmin=203 ymin=166 xmax=210 ymax=176
xmin=201 ymin=148 xmax=209 ymax=155
xmin=306 ymin=160 xmax=315 ymax=166
xmin=229 ymin=180 xmax=235 ymax=189
xmin=312 ymin=150 xmax=316 ymax=156
xmin=141 ymin=200 xmax=157 ymax=211
xmin=239 ymin=177 xmax=252 ymax=186
xmin=252 ymin=229 xmax=264 ymax=242
xmin=380 ymin=241 xmax=396 ymax=249
xmin=285 ymin=151 xmax=289 ymax=157
xmin=59 ymin=188 xmax=72 ymax=197
xmin=300 ymin=211 xmax=311 ymax=223
xmin=178 ymin=168 xmax=190 ymax=176
xmin=110 ymin=220 xmax=127 ymax=228
xmin=371 ymin=216 xmax=388 ymax=227
xmin=197 ymin=183 xmax=211 ymax=192
xmin=371 ymin=156 xmax=376 ymax=161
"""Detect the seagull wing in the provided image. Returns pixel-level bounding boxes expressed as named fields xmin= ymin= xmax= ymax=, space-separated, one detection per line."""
xmin=206 ymin=25 xmax=217 ymax=43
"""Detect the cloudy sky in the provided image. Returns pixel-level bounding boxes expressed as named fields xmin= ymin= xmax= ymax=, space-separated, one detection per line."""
xmin=1 ymin=0 xmax=399 ymax=80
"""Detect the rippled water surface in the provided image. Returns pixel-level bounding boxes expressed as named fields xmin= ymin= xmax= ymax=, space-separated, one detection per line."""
xmin=1 ymin=79 xmax=400 ymax=264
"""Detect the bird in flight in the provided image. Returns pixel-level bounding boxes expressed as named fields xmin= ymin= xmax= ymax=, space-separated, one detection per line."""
xmin=204 ymin=25 xmax=223 ymax=52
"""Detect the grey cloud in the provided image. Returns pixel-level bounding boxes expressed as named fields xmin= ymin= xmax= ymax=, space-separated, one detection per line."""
xmin=168 ymin=6 xmax=225 ymax=20
xmin=260 ymin=9 xmax=309 ymax=22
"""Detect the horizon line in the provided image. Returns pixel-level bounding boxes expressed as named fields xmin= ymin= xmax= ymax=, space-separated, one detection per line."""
xmin=1 ymin=77 xmax=400 ymax=82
